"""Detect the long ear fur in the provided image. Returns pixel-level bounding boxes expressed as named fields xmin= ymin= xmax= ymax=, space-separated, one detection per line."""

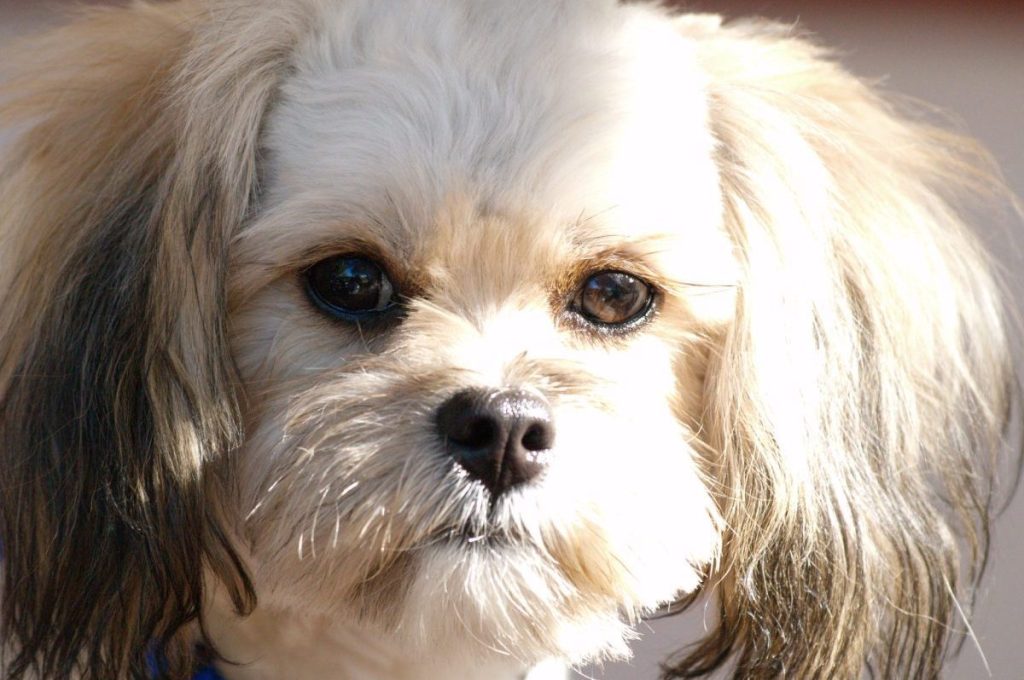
xmin=665 ymin=17 xmax=1022 ymax=679
xmin=0 ymin=3 xmax=311 ymax=678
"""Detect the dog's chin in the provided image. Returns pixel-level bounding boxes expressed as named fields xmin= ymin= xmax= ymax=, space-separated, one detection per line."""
xmin=364 ymin=536 xmax=704 ymax=666
xmin=244 ymin=488 xmax=710 ymax=667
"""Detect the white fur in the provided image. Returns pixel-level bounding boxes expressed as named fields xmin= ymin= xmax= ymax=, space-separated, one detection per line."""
xmin=220 ymin=0 xmax=732 ymax=676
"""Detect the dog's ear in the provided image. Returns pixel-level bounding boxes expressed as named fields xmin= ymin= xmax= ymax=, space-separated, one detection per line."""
xmin=0 ymin=3 xmax=309 ymax=678
xmin=666 ymin=18 xmax=1021 ymax=679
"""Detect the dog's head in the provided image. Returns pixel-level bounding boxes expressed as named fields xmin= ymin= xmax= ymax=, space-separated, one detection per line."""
xmin=0 ymin=1 xmax=1019 ymax=678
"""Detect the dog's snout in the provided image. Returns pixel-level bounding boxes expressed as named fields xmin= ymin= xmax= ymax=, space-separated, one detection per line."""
xmin=435 ymin=388 xmax=554 ymax=496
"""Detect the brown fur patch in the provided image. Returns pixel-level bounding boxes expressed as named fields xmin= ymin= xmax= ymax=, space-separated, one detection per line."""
xmin=0 ymin=2 xmax=319 ymax=678
xmin=543 ymin=522 xmax=624 ymax=606
xmin=347 ymin=551 xmax=419 ymax=630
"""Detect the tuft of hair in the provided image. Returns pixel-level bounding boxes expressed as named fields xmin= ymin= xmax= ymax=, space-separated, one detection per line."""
xmin=662 ymin=16 xmax=1022 ymax=679
xmin=0 ymin=2 xmax=313 ymax=678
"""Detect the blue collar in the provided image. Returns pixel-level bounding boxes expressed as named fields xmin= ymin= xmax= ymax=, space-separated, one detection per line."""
xmin=147 ymin=651 xmax=224 ymax=680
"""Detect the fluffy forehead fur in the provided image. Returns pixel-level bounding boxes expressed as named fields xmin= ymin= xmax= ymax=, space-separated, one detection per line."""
xmin=0 ymin=1 xmax=1020 ymax=679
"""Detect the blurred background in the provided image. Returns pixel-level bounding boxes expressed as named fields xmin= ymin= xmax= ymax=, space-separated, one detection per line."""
xmin=2 ymin=1 xmax=1021 ymax=678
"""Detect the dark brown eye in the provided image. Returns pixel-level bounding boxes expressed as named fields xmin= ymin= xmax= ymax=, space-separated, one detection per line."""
xmin=305 ymin=255 xmax=397 ymax=320
xmin=572 ymin=271 xmax=654 ymax=327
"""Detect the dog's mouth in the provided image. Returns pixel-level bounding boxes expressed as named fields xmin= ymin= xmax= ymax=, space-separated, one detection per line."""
xmin=432 ymin=521 xmax=527 ymax=548
xmin=422 ymin=474 xmax=540 ymax=548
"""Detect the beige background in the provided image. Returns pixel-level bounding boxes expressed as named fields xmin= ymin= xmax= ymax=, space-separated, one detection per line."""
xmin=2 ymin=1 xmax=1021 ymax=679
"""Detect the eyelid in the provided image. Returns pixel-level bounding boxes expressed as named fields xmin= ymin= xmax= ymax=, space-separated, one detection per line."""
xmin=295 ymin=239 xmax=396 ymax=275
xmin=291 ymin=240 xmax=430 ymax=301
xmin=568 ymin=243 xmax=668 ymax=284
xmin=553 ymin=254 xmax=664 ymax=306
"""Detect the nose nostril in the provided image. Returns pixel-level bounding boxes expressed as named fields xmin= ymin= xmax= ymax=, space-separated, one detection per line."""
xmin=458 ymin=416 xmax=498 ymax=450
xmin=520 ymin=422 xmax=552 ymax=452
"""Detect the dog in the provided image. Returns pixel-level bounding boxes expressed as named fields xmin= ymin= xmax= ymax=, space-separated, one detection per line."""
xmin=0 ymin=1 xmax=1019 ymax=678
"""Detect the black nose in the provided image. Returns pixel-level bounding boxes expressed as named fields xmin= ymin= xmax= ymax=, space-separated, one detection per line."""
xmin=435 ymin=388 xmax=555 ymax=496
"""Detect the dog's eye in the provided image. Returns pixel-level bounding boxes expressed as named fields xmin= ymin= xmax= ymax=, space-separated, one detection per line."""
xmin=305 ymin=255 xmax=397 ymax=319
xmin=572 ymin=271 xmax=654 ymax=327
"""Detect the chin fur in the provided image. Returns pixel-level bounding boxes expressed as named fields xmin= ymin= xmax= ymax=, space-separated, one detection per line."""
xmin=0 ymin=1 xmax=1020 ymax=679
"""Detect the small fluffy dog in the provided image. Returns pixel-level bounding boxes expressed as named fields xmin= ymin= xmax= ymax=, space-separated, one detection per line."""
xmin=0 ymin=1 xmax=1020 ymax=679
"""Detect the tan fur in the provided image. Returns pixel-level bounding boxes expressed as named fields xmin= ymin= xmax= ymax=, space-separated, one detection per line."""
xmin=0 ymin=3 xmax=1019 ymax=680
xmin=670 ymin=17 xmax=1019 ymax=678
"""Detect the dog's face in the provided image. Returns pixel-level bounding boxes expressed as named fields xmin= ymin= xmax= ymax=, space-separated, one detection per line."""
xmin=0 ymin=1 xmax=1018 ymax=679
xmin=228 ymin=0 xmax=730 ymax=661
